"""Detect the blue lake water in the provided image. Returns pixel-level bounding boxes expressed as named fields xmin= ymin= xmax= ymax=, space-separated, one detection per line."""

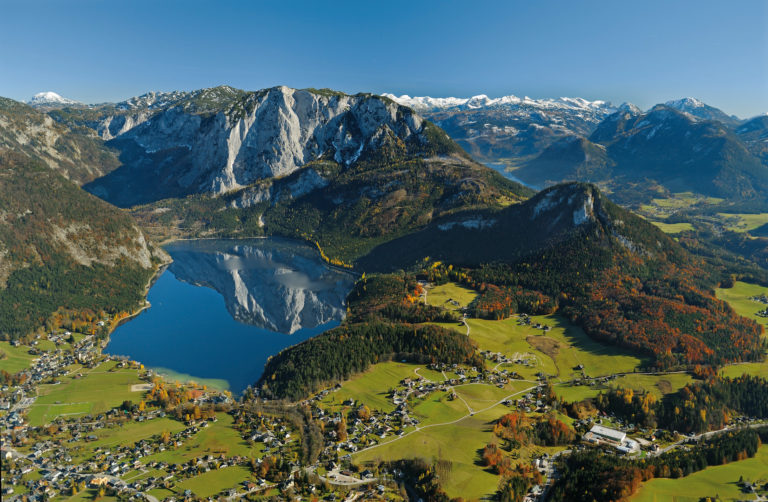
xmin=485 ymin=162 xmax=539 ymax=190
xmin=105 ymin=238 xmax=355 ymax=394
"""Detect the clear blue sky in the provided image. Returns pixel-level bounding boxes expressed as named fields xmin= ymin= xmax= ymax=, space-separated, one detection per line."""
xmin=1 ymin=0 xmax=766 ymax=117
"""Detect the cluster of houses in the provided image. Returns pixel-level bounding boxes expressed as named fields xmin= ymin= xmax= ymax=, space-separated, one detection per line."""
xmin=303 ymin=362 xmax=556 ymax=473
xmin=517 ymin=314 xmax=551 ymax=332
xmin=750 ymin=293 xmax=768 ymax=318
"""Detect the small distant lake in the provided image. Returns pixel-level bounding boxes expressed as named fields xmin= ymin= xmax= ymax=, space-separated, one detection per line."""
xmin=105 ymin=238 xmax=355 ymax=394
xmin=485 ymin=162 xmax=539 ymax=190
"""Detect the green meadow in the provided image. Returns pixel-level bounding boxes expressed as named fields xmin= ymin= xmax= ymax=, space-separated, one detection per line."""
xmin=26 ymin=361 xmax=145 ymax=426
xmin=355 ymin=406 xmax=503 ymax=499
xmin=321 ymin=361 xmax=420 ymax=413
xmin=0 ymin=341 xmax=37 ymax=374
xmin=650 ymin=221 xmax=694 ymax=234
xmin=426 ymin=282 xmax=478 ymax=310
xmin=436 ymin=313 xmax=645 ymax=381
xmin=716 ymin=281 xmax=768 ymax=379
xmin=143 ymin=413 xmax=262 ymax=464
xmin=68 ymin=417 xmax=185 ymax=462
xmin=716 ymin=213 xmax=768 ymax=233
xmin=553 ymin=373 xmax=693 ymax=402
xmin=355 ymin=404 xmax=565 ymax=500
xmin=716 ymin=281 xmax=768 ymax=329
xmin=632 ymin=445 xmax=768 ymax=502
xmin=174 ymin=465 xmax=252 ymax=498
xmin=410 ymin=391 xmax=468 ymax=425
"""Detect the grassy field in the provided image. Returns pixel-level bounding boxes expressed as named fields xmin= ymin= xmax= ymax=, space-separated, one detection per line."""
xmin=410 ymin=391 xmax=468 ymax=425
xmin=355 ymin=403 xmax=564 ymax=500
xmin=652 ymin=193 xmax=723 ymax=209
xmin=715 ymin=281 xmax=768 ymax=330
xmin=426 ymin=282 xmax=478 ymax=310
xmin=650 ymin=221 xmax=694 ymax=234
xmin=26 ymin=361 xmax=145 ymax=426
xmin=319 ymin=335 xmax=544 ymax=499
xmin=321 ymin=361 xmax=419 ymax=413
xmin=715 ymin=281 xmax=768 ymax=379
xmin=717 ymin=213 xmax=768 ymax=234
xmin=174 ymin=465 xmax=252 ymax=498
xmin=0 ymin=341 xmax=36 ymax=374
xmin=147 ymin=488 xmax=177 ymax=500
xmin=336 ymin=356 xmax=543 ymax=499
xmin=437 ymin=314 xmax=645 ymax=382
xmin=143 ymin=414 xmax=262 ymax=464
xmin=57 ymin=490 xmax=119 ymax=502
xmin=69 ymin=417 xmax=185 ymax=461
xmin=452 ymin=382 xmax=527 ymax=412
xmin=720 ymin=362 xmax=768 ymax=379
xmin=355 ymin=406 xmax=502 ymax=499
xmin=632 ymin=445 xmax=768 ymax=502
xmin=639 ymin=193 xmax=723 ymax=218
xmin=553 ymin=373 xmax=693 ymax=403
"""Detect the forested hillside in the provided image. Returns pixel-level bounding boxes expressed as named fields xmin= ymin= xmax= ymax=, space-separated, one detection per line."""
xmin=360 ymin=183 xmax=765 ymax=367
xmin=257 ymin=274 xmax=481 ymax=400
xmin=0 ymin=151 xmax=163 ymax=339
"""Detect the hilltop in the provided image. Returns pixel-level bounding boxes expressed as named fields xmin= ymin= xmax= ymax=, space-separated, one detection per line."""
xmin=356 ymin=183 xmax=764 ymax=367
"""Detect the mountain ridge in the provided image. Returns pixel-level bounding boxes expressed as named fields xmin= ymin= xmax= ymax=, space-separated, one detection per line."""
xmin=516 ymin=105 xmax=768 ymax=201
xmin=357 ymin=182 xmax=765 ymax=367
xmin=48 ymin=86 xmax=456 ymax=206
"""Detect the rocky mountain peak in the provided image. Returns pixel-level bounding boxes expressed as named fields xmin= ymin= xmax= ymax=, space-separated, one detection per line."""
xmin=76 ymin=86 xmax=437 ymax=206
xmin=664 ymin=97 xmax=741 ymax=126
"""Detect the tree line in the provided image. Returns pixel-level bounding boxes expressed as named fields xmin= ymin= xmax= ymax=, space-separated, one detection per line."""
xmin=550 ymin=427 xmax=768 ymax=502
xmin=595 ymin=375 xmax=768 ymax=433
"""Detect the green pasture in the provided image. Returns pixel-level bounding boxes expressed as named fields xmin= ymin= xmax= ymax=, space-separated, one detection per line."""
xmin=26 ymin=361 xmax=144 ymax=426
xmin=632 ymin=445 xmax=768 ymax=502
xmin=0 ymin=341 xmax=36 ymax=374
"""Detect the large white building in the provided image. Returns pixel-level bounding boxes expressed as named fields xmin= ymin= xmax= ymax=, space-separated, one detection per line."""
xmin=584 ymin=425 xmax=640 ymax=454
xmin=584 ymin=424 xmax=626 ymax=444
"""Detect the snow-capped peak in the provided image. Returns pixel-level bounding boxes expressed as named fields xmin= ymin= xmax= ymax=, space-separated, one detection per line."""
xmin=617 ymin=102 xmax=642 ymax=114
xmin=665 ymin=97 xmax=705 ymax=110
xmin=382 ymin=92 xmax=613 ymax=113
xmin=28 ymin=91 xmax=81 ymax=107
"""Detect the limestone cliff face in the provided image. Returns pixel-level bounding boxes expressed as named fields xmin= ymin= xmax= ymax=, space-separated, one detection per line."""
xmin=165 ymin=239 xmax=354 ymax=334
xmin=81 ymin=86 xmax=427 ymax=206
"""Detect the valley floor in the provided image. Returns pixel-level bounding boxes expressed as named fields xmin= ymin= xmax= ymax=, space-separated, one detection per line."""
xmin=2 ymin=280 xmax=768 ymax=501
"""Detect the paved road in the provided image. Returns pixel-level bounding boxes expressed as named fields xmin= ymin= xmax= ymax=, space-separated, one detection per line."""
xmin=540 ymin=449 xmax=570 ymax=501
xmin=653 ymin=422 xmax=768 ymax=456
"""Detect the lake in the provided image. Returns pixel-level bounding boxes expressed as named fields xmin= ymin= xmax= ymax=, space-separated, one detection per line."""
xmin=105 ymin=238 xmax=355 ymax=394
xmin=485 ymin=161 xmax=540 ymax=190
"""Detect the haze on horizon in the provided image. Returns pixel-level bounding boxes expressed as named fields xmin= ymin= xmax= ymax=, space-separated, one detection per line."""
xmin=1 ymin=0 xmax=766 ymax=118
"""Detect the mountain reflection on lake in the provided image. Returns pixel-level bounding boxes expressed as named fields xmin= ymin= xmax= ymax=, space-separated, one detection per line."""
xmin=105 ymin=238 xmax=355 ymax=394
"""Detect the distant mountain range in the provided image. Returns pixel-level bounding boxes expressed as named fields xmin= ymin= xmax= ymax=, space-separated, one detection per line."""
xmin=518 ymin=105 xmax=768 ymax=200
xmin=13 ymin=85 xmax=768 ymax=211
xmin=385 ymin=92 xmax=767 ymax=205
xmin=384 ymin=93 xmax=619 ymax=165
